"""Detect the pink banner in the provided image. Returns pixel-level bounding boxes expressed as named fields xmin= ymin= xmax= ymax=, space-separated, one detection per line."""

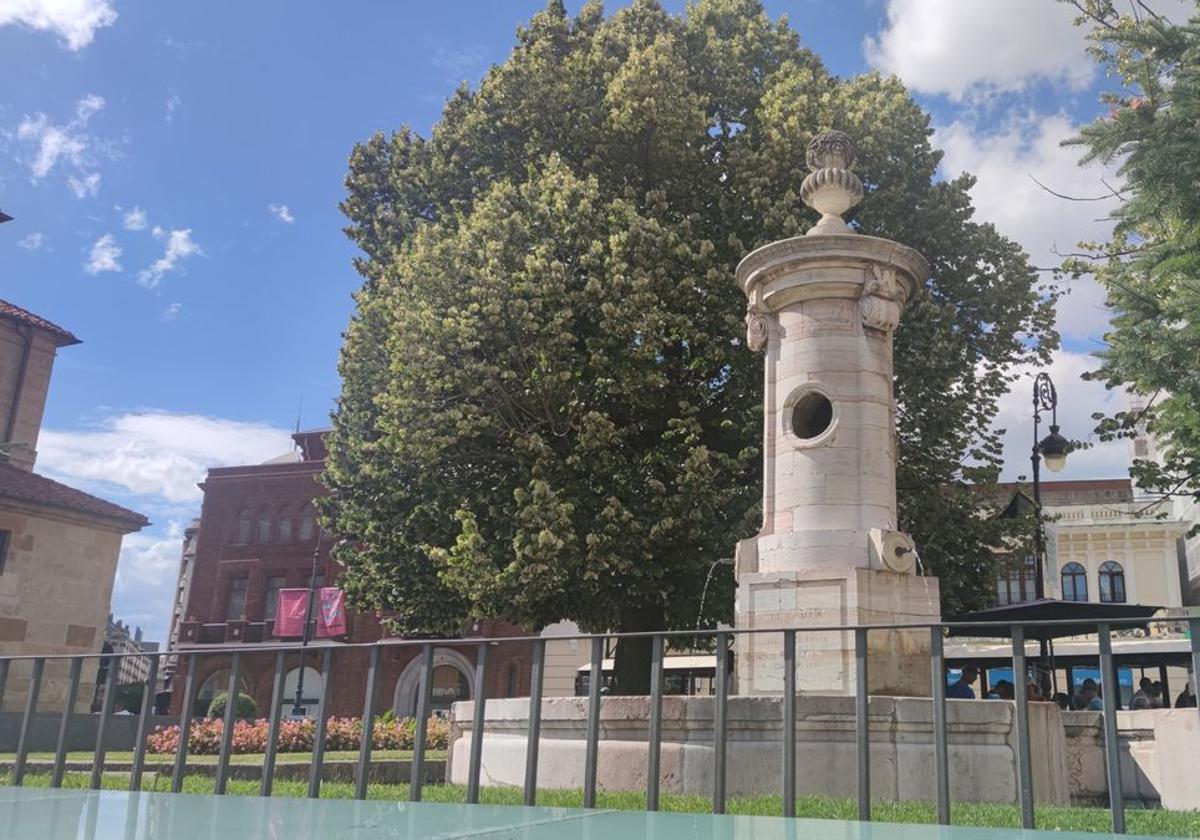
xmin=274 ymin=589 xmax=310 ymax=637
xmin=317 ymin=587 xmax=347 ymax=637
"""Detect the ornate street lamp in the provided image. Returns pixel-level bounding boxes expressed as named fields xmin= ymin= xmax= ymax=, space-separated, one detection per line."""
xmin=1031 ymin=372 xmax=1071 ymax=600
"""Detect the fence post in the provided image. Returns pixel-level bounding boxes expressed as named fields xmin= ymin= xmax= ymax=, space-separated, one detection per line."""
xmin=90 ymin=655 xmax=118 ymax=789
xmin=408 ymin=644 xmax=434 ymax=801
xmin=13 ymin=657 xmax=45 ymax=786
xmin=466 ymin=642 xmax=489 ymax=804
xmin=523 ymin=638 xmax=546 ymax=806
xmin=783 ymin=629 xmax=796 ymax=818
xmin=52 ymin=657 xmax=83 ymax=788
xmin=855 ymin=627 xmax=870 ymax=821
xmin=1098 ymin=624 xmax=1126 ymax=834
xmin=1011 ymin=625 xmax=1034 ymax=829
xmin=583 ymin=636 xmax=604 ymax=808
xmin=930 ymin=627 xmax=950 ymax=824
xmin=260 ymin=650 xmax=287 ymax=797
xmin=712 ymin=631 xmax=729 ymax=815
xmin=355 ymin=645 xmax=381 ymax=800
xmin=647 ymin=634 xmax=664 ymax=812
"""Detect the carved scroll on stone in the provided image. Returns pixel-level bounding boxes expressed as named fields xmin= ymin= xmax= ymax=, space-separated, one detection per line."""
xmin=745 ymin=310 xmax=770 ymax=351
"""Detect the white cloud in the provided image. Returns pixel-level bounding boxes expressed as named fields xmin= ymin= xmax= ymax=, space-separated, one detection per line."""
xmin=936 ymin=112 xmax=1120 ymax=341
xmin=113 ymin=522 xmax=183 ymax=644
xmin=268 ymin=202 xmax=295 ymax=224
xmin=165 ymin=90 xmax=181 ymax=124
xmin=39 ymin=411 xmax=296 ymax=645
xmin=122 ymin=205 xmax=147 ymax=230
xmin=38 ymin=411 xmax=295 ymax=505
xmin=161 ymin=302 xmax=182 ymax=322
xmin=16 ymin=231 xmax=44 ymax=250
xmin=67 ymin=170 xmax=100 ymax=198
xmin=84 ymin=232 xmax=121 ymax=274
xmin=13 ymin=93 xmax=107 ymax=194
xmin=136 ymin=228 xmax=201 ymax=288
xmin=0 ymin=0 xmax=117 ymax=50
xmin=865 ymin=0 xmax=1192 ymax=102
xmin=994 ymin=350 xmax=1130 ymax=481
xmin=864 ymin=0 xmax=1091 ymax=101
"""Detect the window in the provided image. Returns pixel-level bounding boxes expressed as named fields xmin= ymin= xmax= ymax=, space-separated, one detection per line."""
xmin=791 ymin=391 xmax=833 ymax=440
xmin=264 ymin=575 xmax=287 ymax=621
xmin=996 ymin=555 xmax=1037 ymax=606
xmin=299 ymin=507 xmax=315 ymax=541
xmin=236 ymin=511 xmax=251 ymax=544
xmin=1061 ymin=562 xmax=1088 ymax=602
xmin=257 ymin=510 xmax=272 ymax=543
xmin=225 ymin=576 xmax=249 ymax=620
xmin=277 ymin=513 xmax=293 ymax=542
xmin=0 ymin=530 xmax=10 ymax=574
xmin=1099 ymin=561 xmax=1127 ymax=603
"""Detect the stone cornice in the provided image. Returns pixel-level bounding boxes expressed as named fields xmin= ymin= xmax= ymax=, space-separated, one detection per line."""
xmin=736 ymin=234 xmax=929 ymax=314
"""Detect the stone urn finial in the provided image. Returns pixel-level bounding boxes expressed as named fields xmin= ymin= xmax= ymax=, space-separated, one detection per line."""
xmin=800 ymin=130 xmax=863 ymax=236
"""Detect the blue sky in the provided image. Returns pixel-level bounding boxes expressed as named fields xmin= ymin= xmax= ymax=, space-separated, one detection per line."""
xmin=1 ymin=0 xmax=1169 ymax=641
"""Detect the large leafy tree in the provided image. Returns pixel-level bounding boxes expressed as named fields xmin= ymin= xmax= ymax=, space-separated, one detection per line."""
xmin=326 ymin=0 xmax=1056 ymax=691
xmin=1063 ymin=1 xmax=1200 ymax=529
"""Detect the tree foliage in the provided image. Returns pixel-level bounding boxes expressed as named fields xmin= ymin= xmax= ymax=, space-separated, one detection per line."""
xmin=326 ymin=0 xmax=1056 ymax=688
xmin=1064 ymin=1 xmax=1200 ymax=527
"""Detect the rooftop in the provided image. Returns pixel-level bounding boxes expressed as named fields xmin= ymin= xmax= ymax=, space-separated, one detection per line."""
xmin=0 ymin=461 xmax=148 ymax=530
xmin=0 ymin=298 xmax=81 ymax=346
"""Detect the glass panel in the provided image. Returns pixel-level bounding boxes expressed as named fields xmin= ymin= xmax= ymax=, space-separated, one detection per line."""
xmin=226 ymin=576 xmax=248 ymax=620
xmin=264 ymin=576 xmax=287 ymax=621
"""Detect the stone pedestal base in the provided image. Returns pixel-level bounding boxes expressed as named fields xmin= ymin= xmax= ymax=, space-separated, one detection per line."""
xmin=734 ymin=565 xmax=940 ymax=696
xmin=447 ymin=695 xmax=1071 ymax=805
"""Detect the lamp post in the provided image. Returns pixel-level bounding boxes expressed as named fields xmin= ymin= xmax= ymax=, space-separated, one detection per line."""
xmin=1030 ymin=372 xmax=1071 ymax=696
xmin=290 ymin=528 xmax=324 ymax=716
xmin=1030 ymin=372 xmax=1071 ymax=601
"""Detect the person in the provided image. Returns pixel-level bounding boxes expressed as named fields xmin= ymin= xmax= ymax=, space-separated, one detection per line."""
xmin=112 ymin=700 xmax=133 ymax=716
xmin=1087 ymin=685 xmax=1104 ymax=712
xmin=1074 ymin=678 xmax=1099 ymax=710
xmin=1026 ymin=682 xmax=1046 ymax=702
xmin=1152 ymin=681 xmax=1165 ymax=708
xmin=994 ymin=680 xmax=1015 ymax=700
xmin=1176 ymin=681 xmax=1197 ymax=709
xmin=947 ymin=665 xmax=979 ymax=699
xmin=1053 ymin=692 xmax=1070 ymax=710
xmin=1132 ymin=677 xmax=1155 ymax=709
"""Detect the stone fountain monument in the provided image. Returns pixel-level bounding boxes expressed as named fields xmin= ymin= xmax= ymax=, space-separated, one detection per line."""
xmin=733 ymin=131 xmax=941 ymax=696
xmin=449 ymin=132 xmax=1073 ymax=806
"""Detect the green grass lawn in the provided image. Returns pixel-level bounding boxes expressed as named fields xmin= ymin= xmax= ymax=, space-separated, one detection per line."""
xmin=0 ymin=749 xmax=444 ymax=765
xmin=10 ymin=771 xmax=1200 ymax=837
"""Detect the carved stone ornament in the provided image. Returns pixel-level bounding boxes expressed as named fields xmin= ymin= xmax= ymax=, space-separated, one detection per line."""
xmin=860 ymin=264 xmax=902 ymax=332
xmin=745 ymin=310 xmax=770 ymax=352
xmin=800 ymin=130 xmax=864 ymax=236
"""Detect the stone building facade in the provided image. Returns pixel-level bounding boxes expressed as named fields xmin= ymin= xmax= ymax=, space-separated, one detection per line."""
xmin=0 ymin=299 xmax=148 ymax=710
xmin=169 ymin=430 xmax=537 ymax=720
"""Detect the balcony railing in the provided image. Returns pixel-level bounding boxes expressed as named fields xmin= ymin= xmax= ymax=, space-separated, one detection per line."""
xmin=0 ymin=616 xmax=1197 ymax=834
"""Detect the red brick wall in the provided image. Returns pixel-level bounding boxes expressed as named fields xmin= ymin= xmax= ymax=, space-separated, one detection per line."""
xmin=169 ymin=448 xmax=535 ymax=718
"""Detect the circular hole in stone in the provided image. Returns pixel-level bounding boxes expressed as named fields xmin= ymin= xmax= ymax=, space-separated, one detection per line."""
xmin=791 ymin=391 xmax=833 ymax=440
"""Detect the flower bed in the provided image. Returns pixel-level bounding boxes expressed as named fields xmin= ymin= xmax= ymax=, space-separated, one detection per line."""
xmin=145 ymin=715 xmax=450 ymax=755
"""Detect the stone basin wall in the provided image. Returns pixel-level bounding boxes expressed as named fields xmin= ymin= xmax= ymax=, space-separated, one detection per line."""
xmin=448 ymin=695 xmax=1069 ymax=805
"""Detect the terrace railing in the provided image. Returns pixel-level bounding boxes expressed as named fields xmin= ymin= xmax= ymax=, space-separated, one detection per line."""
xmin=1 ymin=616 xmax=1197 ymax=835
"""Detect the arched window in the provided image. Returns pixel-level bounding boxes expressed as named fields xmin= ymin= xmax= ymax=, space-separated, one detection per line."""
xmin=236 ymin=510 xmax=252 ymax=544
xmin=257 ymin=508 xmax=272 ymax=543
xmin=281 ymin=667 xmax=323 ymax=718
xmin=1099 ymin=561 xmax=1126 ymax=603
xmin=299 ymin=506 xmax=316 ymax=541
xmin=1061 ymin=562 xmax=1088 ymax=602
xmin=194 ymin=669 xmax=250 ymax=718
xmin=277 ymin=509 xmax=293 ymax=542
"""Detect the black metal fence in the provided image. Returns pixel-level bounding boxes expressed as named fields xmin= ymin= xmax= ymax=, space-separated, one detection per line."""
xmin=1 ymin=616 xmax=1197 ymax=835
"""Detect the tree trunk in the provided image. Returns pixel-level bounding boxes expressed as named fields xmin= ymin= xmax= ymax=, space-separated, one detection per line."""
xmin=611 ymin=604 xmax=664 ymax=695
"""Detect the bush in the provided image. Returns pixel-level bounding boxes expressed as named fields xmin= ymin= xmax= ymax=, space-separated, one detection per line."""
xmin=206 ymin=691 xmax=260 ymax=719
xmin=144 ymin=714 xmax=446 ymax=755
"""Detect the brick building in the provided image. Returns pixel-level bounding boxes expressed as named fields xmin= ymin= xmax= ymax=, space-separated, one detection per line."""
xmin=169 ymin=430 xmax=536 ymax=719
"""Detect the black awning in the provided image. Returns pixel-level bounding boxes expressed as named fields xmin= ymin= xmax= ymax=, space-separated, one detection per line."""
xmin=945 ymin=599 xmax=1161 ymax=641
